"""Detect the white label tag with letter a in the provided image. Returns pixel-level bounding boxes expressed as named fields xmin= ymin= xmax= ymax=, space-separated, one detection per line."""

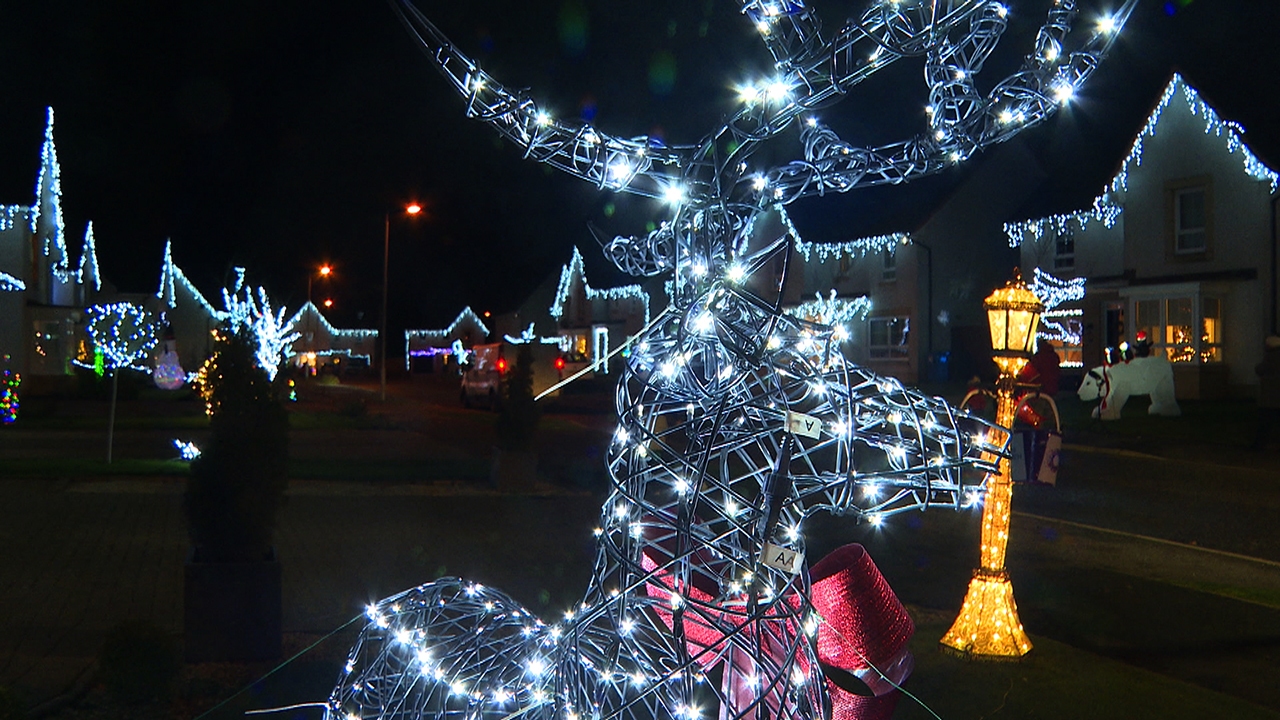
xmin=762 ymin=542 xmax=804 ymax=574
xmin=787 ymin=411 xmax=822 ymax=439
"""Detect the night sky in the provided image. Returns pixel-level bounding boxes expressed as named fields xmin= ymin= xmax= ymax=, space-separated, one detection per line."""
xmin=2 ymin=0 xmax=1277 ymax=337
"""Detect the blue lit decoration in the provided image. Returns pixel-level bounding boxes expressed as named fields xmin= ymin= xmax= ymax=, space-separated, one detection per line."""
xmin=172 ymin=438 xmax=201 ymax=461
xmin=1006 ymin=74 xmax=1280 ymax=248
xmin=330 ymin=3 xmax=1136 ymax=720
xmin=403 ymin=307 xmax=490 ymax=370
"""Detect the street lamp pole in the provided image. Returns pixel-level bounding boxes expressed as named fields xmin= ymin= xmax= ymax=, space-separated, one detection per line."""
xmin=381 ymin=213 xmax=390 ymax=402
xmin=382 ymin=204 xmax=422 ymax=402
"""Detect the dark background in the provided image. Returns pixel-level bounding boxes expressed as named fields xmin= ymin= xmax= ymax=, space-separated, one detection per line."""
xmin=1 ymin=0 xmax=1276 ymax=335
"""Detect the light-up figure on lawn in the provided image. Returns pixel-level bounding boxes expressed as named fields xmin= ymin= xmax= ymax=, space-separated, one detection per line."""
xmin=328 ymin=2 xmax=1134 ymax=719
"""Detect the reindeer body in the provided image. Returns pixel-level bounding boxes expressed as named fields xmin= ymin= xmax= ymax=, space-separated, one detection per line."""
xmin=326 ymin=2 xmax=1136 ymax=719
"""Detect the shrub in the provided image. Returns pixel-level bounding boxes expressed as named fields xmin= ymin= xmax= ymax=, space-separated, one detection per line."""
xmin=183 ymin=327 xmax=289 ymax=562
xmin=494 ymin=344 xmax=541 ymax=452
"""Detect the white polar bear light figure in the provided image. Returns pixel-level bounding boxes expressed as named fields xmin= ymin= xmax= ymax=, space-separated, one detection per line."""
xmin=1077 ymin=356 xmax=1181 ymax=420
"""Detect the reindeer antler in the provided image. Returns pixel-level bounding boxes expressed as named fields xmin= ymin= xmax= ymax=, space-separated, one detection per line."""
xmin=392 ymin=0 xmax=1134 ymax=281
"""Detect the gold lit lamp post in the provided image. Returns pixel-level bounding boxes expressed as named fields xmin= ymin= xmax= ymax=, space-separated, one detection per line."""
xmin=941 ymin=269 xmax=1042 ymax=658
xmin=382 ymin=203 xmax=423 ymax=402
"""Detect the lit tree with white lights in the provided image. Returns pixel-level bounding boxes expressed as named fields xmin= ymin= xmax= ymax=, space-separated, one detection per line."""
xmin=328 ymin=2 xmax=1137 ymax=719
xmin=86 ymin=302 xmax=158 ymax=463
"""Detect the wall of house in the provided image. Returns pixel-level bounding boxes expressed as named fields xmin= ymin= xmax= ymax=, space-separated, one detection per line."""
xmin=0 ymin=220 xmax=28 ymax=375
xmin=790 ymin=243 xmax=922 ymax=384
xmin=1113 ymin=95 xmax=1275 ymax=389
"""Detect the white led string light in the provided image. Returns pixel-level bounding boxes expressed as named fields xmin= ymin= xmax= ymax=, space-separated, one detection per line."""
xmin=330 ymin=2 xmax=1137 ymax=719
xmin=31 ymin=108 xmax=73 ymax=284
xmin=0 ymin=270 xmax=24 ymax=293
xmin=404 ymin=307 xmax=491 ymax=370
xmin=84 ymin=302 xmax=159 ymax=372
xmin=550 ymin=246 xmax=652 ymax=324
xmin=157 ymin=240 xmax=229 ymax=322
xmin=77 ymin=222 xmax=101 ymax=292
xmin=221 ymin=268 xmax=300 ymax=382
xmin=1007 ymin=74 xmax=1279 ymax=248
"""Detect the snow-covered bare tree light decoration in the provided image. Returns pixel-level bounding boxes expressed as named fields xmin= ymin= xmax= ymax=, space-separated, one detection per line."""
xmin=86 ymin=302 xmax=158 ymax=464
xmin=325 ymin=2 xmax=1135 ymax=719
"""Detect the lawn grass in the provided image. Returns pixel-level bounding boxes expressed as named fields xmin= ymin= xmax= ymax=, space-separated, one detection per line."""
xmin=898 ymin=609 xmax=1280 ymax=719
xmin=0 ymin=458 xmax=191 ymax=478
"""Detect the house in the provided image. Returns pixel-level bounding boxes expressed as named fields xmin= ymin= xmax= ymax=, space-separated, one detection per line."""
xmin=404 ymin=306 xmax=490 ymax=373
xmin=486 ymin=246 xmax=653 ymax=378
xmin=544 ymin=246 xmax=651 ymax=375
xmin=1008 ymin=74 xmax=1278 ymax=398
xmin=287 ymin=302 xmax=379 ymax=374
xmin=150 ymin=240 xmax=227 ymax=374
xmin=0 ymin=109 xmax=103 ymax=384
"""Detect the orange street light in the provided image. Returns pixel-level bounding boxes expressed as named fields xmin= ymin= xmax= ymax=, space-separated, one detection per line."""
xmin=323 ymin=298 xmax=334 ymax=309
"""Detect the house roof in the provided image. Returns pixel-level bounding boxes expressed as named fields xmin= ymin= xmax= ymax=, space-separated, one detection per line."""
xmin=287 ymin=301 xmax=379 ymax=339
xmin=1005 ymin=73 xmax=1280 ymax=247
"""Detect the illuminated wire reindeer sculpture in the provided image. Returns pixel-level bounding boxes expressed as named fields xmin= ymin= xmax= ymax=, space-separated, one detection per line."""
xmin=327 ymin=2 xmax=1134 ymax=719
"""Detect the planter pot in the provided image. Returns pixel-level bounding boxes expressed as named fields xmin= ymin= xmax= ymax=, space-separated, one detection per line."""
xmin=183 ymin=549 xmax=282 ymax=662
xmin=490 ymin=447 xmax=538 ymax=492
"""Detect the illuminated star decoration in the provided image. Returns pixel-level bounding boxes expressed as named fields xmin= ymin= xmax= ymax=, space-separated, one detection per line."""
xmin=328 ymin=3 xmax=1136 ymax=720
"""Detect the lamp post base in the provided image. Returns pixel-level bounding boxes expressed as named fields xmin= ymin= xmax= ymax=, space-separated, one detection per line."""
xmin=940 ymin=568 xmax=1032 ymax=659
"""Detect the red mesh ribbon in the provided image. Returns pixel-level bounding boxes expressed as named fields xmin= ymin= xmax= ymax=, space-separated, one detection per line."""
xmin=641 ymin=541 xmax=914 ymax=720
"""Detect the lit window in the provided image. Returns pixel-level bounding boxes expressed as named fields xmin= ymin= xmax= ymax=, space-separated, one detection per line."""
xmin=1174 ymin=187 xmax=1207 ymax=254
xmin=1130 ymin=293 xmax=1221 ymax=364
xmin=1200 ymin=297 xmax=1222 ymax=362
xmin=868 ymin=316 xmax=909 ymax=360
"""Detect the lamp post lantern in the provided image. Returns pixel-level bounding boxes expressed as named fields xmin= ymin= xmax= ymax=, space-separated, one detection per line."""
xmin=382 ymin=203 xmax=422 ymax=402
xmin=941 ymin=269 xmax=1042 ymax=659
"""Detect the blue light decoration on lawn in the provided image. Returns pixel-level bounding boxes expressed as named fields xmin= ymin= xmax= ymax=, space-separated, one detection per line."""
xmin=172 ymin=438 xmax=201 ymax=461
xmin=327 ymin=2 xmax=1136 ymax=719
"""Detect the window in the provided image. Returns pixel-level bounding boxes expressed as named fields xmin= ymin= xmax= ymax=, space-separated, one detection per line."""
xmin=1129 ymin=292 xmax=1221 ymax=363
xmin=1053 ymin=228 xmax=1075 ymax=270
xmin=1175 ymin=187 xmax=1207 ymax=253
xmin=1164 ymin=297 xmax=1195 ymax=362
xmin=869 ymin=316 xmax=909 ymax=360
xmin=1201 ymin=297 xmax=1222 ymax=362
xmin=881 ymin=250 xmax=896 ymax=282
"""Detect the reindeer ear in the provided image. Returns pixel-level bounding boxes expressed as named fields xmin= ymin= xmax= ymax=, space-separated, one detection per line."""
xmin=1087 ymin=369 xmax=1102 ymax=382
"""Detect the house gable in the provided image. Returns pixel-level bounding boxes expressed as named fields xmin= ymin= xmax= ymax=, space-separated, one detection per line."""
xmin=1006 ymin=74 xmax=1278 ymax=255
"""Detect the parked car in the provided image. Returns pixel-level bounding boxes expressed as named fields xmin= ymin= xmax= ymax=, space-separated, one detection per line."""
xmin=460 ymin=341 xmax=569 ymax=409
